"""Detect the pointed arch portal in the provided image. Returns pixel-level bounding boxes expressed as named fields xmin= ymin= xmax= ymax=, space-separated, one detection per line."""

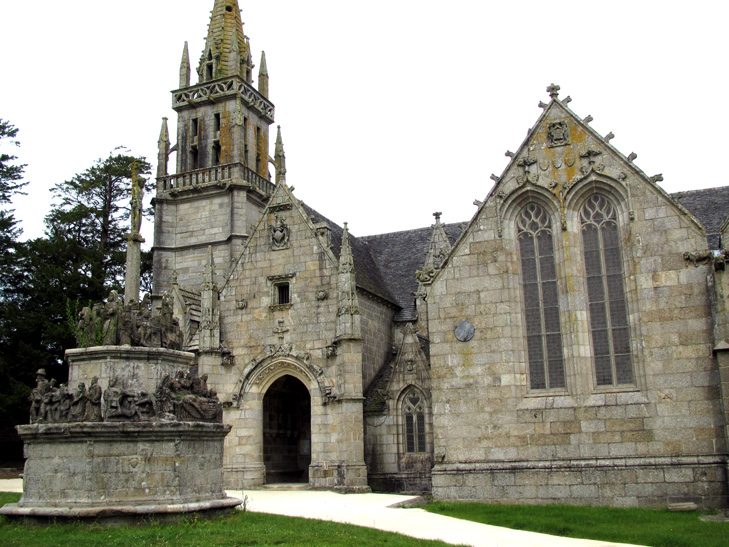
xmin=263 ymin=375 xmax=311 ymax=483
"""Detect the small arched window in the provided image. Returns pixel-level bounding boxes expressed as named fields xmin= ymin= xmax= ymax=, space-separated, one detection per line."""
xmin=580 ymin=194 xmax=634 ymax=386
xmin=517 ymin=203 xmax=566 ymax=389
xmin=402 ymin=389 xmax=426 ymax=453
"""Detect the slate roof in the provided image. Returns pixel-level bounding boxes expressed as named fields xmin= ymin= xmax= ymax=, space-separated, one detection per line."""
xmin=301 ymin=204 xmax=397 ymax=306
xmin=671 ymin=186 xmax=729 ymax=250
xmin=361 ymin=223 xmax=464 ymax=321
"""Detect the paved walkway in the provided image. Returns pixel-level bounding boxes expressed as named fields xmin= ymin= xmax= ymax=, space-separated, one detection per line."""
xmin=0 ymin=479 xmax=642 ymax=547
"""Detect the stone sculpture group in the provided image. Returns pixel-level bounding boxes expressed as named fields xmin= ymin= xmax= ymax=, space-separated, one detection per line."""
xmin=29 ymin=368 xmax=222 ymax=424
xmin=75 ymin=291 xmax=182 ymax=350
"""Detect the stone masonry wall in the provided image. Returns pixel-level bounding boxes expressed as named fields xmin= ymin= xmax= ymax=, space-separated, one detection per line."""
xmin=428 ymin=102 xmax=728 ymax=508
xmin=359 ymin=293 xmax=395 ymax=392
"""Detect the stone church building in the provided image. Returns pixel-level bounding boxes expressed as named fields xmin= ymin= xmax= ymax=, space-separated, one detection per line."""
xmin=151 ymin=0 xmax=729 ymax=507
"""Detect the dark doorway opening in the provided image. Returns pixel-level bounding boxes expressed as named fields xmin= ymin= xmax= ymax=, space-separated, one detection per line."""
xmin=263 ymin=375 xmax=311 ymax=484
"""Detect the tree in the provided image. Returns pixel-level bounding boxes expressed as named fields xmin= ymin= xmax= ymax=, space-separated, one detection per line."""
xmin=0 ymin=148 xmax=152 ymax=460
xmin=45 ymin=148 xmax=152 ymax=297
xmin=0 ymin=119 xmax=28 ymax=459
xmin=0 ymin=120 xmax=28 ymax=293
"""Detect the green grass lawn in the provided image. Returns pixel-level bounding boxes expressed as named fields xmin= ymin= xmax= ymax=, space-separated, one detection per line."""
xmin=425 ymin=501 xmax=728 ymax=547
xmin=0 ymin=493 xmax=450 ymax=546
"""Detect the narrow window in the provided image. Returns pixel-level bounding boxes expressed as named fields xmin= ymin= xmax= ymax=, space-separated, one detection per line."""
xmin=191 ymin=118 xmax=199 ymax=138
xmin=517 ymin=203 xmax=566 ymax=389
xmin=212 ymin=143 xmax=221 ymax=166
xmin=276 ymin=283 xmax=290 ymax=305
xmin=402 ymin=389 xmax=426 ymax=453
xmin=214 ymin=113 xmax=221 ymax=132
xmin=580 ymin=194 xmax=634 ymax=386
xmin=206 ymin=51 xmax=214 ymax=81
xmin=243 ymin=117 xmax=248 ymax=141
xmin=190 ymin=147 xmax=199 ymax=170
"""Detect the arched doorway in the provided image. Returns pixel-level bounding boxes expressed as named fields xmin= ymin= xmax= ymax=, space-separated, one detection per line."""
xmin=262 ymin=375 xmax=311 ymax=484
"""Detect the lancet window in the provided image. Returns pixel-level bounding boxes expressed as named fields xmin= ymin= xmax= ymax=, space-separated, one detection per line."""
xmin=402 ymin=389 xmax=426 ymax=453
xmin=580 ymin=194 xmax=634 ymax=386
xmin=517 ymin=203 xmax=566 ymax=390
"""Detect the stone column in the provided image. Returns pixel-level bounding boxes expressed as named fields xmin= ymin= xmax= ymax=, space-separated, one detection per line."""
xmin=124 ymin=233 xmax=144 ymax=305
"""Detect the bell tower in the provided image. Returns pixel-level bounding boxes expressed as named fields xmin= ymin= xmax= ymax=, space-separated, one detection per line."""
xmin=153 ymin=0 xmax=275 ymax=295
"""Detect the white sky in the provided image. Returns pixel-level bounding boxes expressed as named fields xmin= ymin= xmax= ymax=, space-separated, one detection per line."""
xmin=1 ymin=0 xmax=727 ymax=245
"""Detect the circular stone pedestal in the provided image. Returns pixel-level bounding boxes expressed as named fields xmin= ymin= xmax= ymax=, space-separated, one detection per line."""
xmin=0 ymin=422 xmax=241 ymax=523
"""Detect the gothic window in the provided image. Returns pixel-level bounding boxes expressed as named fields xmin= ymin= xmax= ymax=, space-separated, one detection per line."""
xmin=517 ymin=203 xmax=566 ymax=390
xmin=402 ymin=389 xmax=426 ymax=453
xmin=212 ymin=143 xmax=221 ymax=166
xmin=580 ymin=194 xmax=634 ymax=386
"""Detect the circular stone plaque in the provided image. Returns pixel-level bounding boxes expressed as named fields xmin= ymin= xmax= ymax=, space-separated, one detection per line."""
xmin=454 ymin=320 xmax=475 ymax=342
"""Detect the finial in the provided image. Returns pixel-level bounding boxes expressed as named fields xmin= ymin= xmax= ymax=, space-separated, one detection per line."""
xmin=258 ymin=51 xmax=269 ymax=97
xmin=433 ymin=212 xmax=442 ymax=223
xmin=547 ymin=83 xmax=560 ymax=99
xmin=179 ymin=42 xmax=191 ymax=88
xmin=274 ymin=125 xmax=287 ymax=184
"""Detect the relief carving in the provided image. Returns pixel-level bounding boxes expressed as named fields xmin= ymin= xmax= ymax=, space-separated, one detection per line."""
xmin=548 ymin=121 xmax=569 ymax=147
xmin=270 ymin=215 xmax=290 ymax=250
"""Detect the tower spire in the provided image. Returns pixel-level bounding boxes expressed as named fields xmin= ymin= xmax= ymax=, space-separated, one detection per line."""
xmin=179 ymin=42 xmax=191 ymax=88
xmin=199 ymin=0 xmax=252 ymax=83
xmin=258 ymin=51 xmax=269 ymax=98
xmin=336 ymin=223 xmax=361 ymax=341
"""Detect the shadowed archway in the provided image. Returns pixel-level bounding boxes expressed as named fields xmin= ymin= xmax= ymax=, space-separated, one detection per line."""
xmin=263 ymin=375 xmax=311 ymax=484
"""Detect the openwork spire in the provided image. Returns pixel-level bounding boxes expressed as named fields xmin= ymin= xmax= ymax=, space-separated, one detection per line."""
xmin=336 ymin=223 xmax=361 ymax=340
xmin=199 ymin=0 xmax=253 ymax=83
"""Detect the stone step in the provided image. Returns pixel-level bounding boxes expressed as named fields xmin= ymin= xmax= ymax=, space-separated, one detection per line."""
xmin=261 ymin=483 xmax=309 ymax=491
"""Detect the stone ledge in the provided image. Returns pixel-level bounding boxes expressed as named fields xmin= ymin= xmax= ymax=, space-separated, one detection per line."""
xmin=433 ymin=454 xmax=728 ymax=473
xmin=17 ymin=421 xmax=231 ymax=442
xmin=0 ymin=497 xmax=242 ymax=523
xmin=66 ymin=345 xmax=195 ymax=365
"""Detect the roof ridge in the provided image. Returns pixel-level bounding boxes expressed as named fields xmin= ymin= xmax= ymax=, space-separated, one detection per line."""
xmin=360 ymin=221 xmax=466 ymax=241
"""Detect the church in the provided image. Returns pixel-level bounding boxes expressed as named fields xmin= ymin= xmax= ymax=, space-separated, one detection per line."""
xmin=150 ymin=0 xmax=729 ymax=508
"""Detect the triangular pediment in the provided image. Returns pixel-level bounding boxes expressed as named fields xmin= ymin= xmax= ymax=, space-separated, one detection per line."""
xmin=431 ymin=86 xmax=707 ymax=284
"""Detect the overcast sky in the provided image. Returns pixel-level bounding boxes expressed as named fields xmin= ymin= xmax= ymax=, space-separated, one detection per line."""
xmin=1 ymin=1 xmax=727 ymax=245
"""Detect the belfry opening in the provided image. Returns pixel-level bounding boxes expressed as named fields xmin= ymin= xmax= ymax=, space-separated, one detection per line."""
xmin=262 ymin=375 xmax=311 ymax=484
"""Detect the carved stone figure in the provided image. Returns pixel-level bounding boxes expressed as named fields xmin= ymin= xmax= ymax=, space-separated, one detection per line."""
xmin=155 ymin=371 xmax=223 ymax=423
xmin=103 ymin=290 xmax=123 ymax=345
xmin=104 ymin=377 xmax=153 ymax=422
xmin=29 ymin=369 xmax=49 ymax=424
xmin=69 ymin=383 xmax=87 ymax=422
xmin=85 ymin=377 xmax=103 ymax=422
xmin=130 ymin=171 xmax=145 ymax=237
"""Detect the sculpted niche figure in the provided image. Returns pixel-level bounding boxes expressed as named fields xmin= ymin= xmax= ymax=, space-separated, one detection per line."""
xmin=68 ymin=383 xmax=87 ymax=422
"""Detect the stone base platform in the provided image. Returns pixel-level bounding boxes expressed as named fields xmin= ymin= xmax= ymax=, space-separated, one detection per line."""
xmin=0 ymin=498 xmax=241 ymax=525
xmin=0 ymin=421 xmax=241 ymax=523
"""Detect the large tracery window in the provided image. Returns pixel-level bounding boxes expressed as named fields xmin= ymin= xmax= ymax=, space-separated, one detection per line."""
xmin=402 ymin=389 xmax=426 ymax=453
xmin=517 ymin=203 xmax=566 ymax=390
xmin=580 ymin=194 xmax=634 ymax=386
